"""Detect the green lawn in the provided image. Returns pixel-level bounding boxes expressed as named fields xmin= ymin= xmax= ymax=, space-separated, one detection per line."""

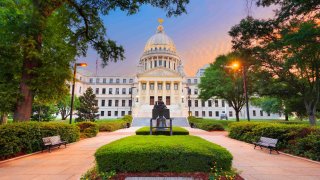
xmin=136 ymin=126 xmax=189 ymax=135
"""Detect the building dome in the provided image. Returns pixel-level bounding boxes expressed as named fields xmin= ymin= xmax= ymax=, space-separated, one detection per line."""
xmin=143 ymin=24 xmax=176 ymax=53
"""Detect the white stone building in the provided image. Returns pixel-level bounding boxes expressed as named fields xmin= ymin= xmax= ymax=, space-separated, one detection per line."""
xmin=73 ymin=21 xmax=282 ymax=120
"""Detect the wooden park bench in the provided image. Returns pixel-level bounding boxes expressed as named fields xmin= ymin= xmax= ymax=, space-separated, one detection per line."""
xmin=253 ymin=137 xmax=279 ymax=154
xmin=42 ymin=135 xmax=67 ymax=153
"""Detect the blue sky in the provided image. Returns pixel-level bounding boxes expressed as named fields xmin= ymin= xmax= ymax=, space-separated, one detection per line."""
xmin=79 ymin=0 xmax=275 ymax=76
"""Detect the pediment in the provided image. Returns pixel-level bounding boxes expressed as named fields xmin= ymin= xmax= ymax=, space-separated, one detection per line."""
xmin=137 ymin=67 xmax=182 ymax=78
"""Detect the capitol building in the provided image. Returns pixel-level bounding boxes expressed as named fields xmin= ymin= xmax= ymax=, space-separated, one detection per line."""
xmin=74 ymin=21 xmax=281 ymax=120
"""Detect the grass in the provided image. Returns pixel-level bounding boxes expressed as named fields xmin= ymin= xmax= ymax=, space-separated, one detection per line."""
xmin=95 ymin=135 xmax=233 ymax=173
xmin=136 ymin=126 xmax=189 ymax=135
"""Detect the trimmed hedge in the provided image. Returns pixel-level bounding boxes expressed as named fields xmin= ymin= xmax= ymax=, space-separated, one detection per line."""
xmin=188 ymin=116 xmax=228 ymax=131
xmin=229 ymin=122 xmax=320 ymax=160
xmin=0 ymin=122 xmax=80 ymax=160
xmin=95 ymin=135 xmax=232 ymax=173
xmin=135 ymin=126 xmax=189 ymax=135
xmin=96 ymin=115 xmax=132 ymax=132
xmin=77 ymin=122 xmax=99 ymax=138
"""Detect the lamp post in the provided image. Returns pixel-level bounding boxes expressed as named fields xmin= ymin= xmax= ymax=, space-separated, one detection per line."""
xmin=129 ymin=86 xmax=136 ymax=115
xmin=69 ymin=62 xmax=87 ymax=124
xmin=184 ymin=87 xmax=191 ymax=117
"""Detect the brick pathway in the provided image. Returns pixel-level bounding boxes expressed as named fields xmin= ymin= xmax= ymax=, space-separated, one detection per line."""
xmin=0 ymin=127 xmax=138 ymax=180
xmin=186 ymin=127 xmax=320 ymax=180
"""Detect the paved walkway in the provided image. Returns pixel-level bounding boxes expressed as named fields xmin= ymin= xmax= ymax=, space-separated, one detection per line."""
xmin=187 ymin=127 xmax=320 ymax=180
xmin=0 ymin=127 xmax=139 ymax=180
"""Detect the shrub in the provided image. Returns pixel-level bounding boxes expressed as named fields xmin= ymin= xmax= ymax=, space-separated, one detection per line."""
xmin=95 ymin=136 xmax=232 ymax=173
xmin=136 ymin=126 xmax=189 ymax=135
xmin=188 ymin=116 xmax=228 ymax=131
xmin=77 ymin=122 xmax=99 ymax=138
xmin=96 ymin=115 xmax=132 ymax=132
xmin=0 ymin=122 xmax=80 ymax=160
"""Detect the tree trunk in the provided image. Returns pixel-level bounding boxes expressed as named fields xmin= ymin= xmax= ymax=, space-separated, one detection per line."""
xmin=305 ymin=101 xmax=317 ymax=126
xmin=285 ymin=111 xmax=289 ymax=121
xmin=235 ymin=111 xmax=240 ymax=122
xmin=0 ymin=113 xmax=8 ymax=124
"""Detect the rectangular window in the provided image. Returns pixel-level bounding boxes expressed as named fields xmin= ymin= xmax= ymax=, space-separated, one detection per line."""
xmin=260 ymin=110 xmax=263 ymax=116
xmin=115 ymin=100 xmax=119 ymax=107
xmin=208 ymin=100 xmax=212 ymax=107
xmin=109 ymin=88 xmax=112 ymax=94
xmin=79 ymin=86 xmax=82 ymax=93
xmin=215 ymin=111 xmax=219 ymax=117
xmin=194 ymin=89 xmax=198 ymax=95
xmin=116 ymin=88 xmax=119 ymax=94
xmin=122 ymin=100 xmax=126 ymax=107
xmin=129 ymin=100 xmax=132 ymax=106
xmin=188 ymin=100 xmax=192 ymax=107
xmin=166 ymin=83 xmax=170 ymax=90
xmin=195 ymin=100 xmax=198 ymax=107
xmin=95 ymin=88 xmax=99 ymax=94
xmin=129 ymin=88 xmax=132 ymax=94
xmin=174 ymin=83 xmax=178 ymax=90
xmin=164 ymin=61 xmax=167 ymax=67
xmin=102 ymin=88 xmax=106 ymax=94
xmin=201 ymin=101 xmax=205 ymax=107
xmin=154 ymin=60 xmax=157 ymax=67
xmin=209 ymin=111 xmax=212 ymax=117
xmin=115 ymin=111 xmax=118 ymax=117
xmin=108 ymin=111 xmax=111 ymax=117
xmin=222 ymin=100 xmax=225 ymax=107
xmin=129 ymin=79 xmax=133 ymax=83
xmin=109 ymin=78 xmax=113 ymax=83
xmin=121 ymin=111 xmax=125 ymax=116
xmin=123 ymin=79 xmax=126 ymax=83
xmin=215 ymin=100 xmax=218 ymax=107
xmin=202 ymin=111 xmax=205 ymax=117
xmin=229 ymin=111 xmax=233 ymax=117
xmin=103 ymin=78 xmax=106 ymax=83
xmin=122 ymin=88 xmax=126 ymax=94
xmin=267 ymin=112 xmax=271 ymax=116
xmin=158 ymin=83 xmax=162 ymax=90
xmin=253 ymin=110 xmax=256 ymax=116
xmin=108 ymin=100 xmax=112 ymax=107
xmin=142 ymin=83 xmax=146 ymax=90
xmin=101 ymin=111 xmax=104 ymax=116
xmin=159 ymin=60 xmax=162 ymax=66
xmin=116 ymin=78 xmax=120 ymax=84
xmin=194 ymin=79 xmax=198 ymax=84
xmin=150 ymin=83 xmax=154 ymax=90
xmin=101 ymin=100 xmax=105 ymax=107
xmin=187 ymin=79 xmax=191 ymax=84
xmin=96 ymin=78 xmax=100 ymax=83
xmin=195 ymin=111 xmax=199 ymax=117
xmin=89 ymin=78 xmax=93 ymax=83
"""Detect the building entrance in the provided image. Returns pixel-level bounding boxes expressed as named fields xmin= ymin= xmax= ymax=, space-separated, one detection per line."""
xmin=166 ymin=96 xmax=170 ymax=105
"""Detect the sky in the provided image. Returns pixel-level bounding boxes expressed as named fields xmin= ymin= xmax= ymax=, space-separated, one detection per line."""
xmin=79 ymin=0 xmax=276 ymax=76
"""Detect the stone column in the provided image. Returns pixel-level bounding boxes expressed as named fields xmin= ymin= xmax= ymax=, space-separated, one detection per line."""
xmin=155 ymin=81 xmax=158 ymax=102
xmin=179 ymin=81 xmax=182 ymax=105
xmin=162 ymin=81 xmax=166 ymax=105
xmin=170 ymin=81 xmax=174 ymax=104
xmin=146 ymin=81 xmax=150 ymax=105
xmin=138 ymin=81 xmax=142 ymax=105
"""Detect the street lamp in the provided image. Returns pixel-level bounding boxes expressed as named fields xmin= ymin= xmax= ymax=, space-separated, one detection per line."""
xmin=227 ymin=62 xmax=250 ymax=121
xmin=184 ymin=87 xmax=191 ymax=117
xmin=69 ymin=62 xmax=87 ymax=124
xmin=129 ymin=86 xmax=136 ymax=115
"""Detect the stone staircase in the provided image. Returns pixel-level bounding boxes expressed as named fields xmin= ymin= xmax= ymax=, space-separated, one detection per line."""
xmin=134 ymin=104 xmax=187 ymax=117
xmin=131 ymin=117 xmax=190 ymax=127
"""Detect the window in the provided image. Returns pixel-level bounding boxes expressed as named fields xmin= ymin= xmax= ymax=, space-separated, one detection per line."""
xmin=108 ymin=100 xmax=112 ymax=106
xmin=122 ymin=100 xmax=126 ymax=107
xmin=129 ymin=79 xmax=133 ymax=83
xmin=174 ymin=83 xmax=178 ymax=90
xmin=154 ymin=60 xmax=157 ymax=67
xmin=115 ymin=111 xmax=118 ymax=117
xmin=102 ymin=88 xmax=106 ymax=94
xmin=166 ymin=83 xmax=170 ymax=90
xmin=159 ymin=60 xmax=162 ymax=66
xmin=116 ymin=78 xmax=120 ymax=84
xmin=194 ymin=89 xmax=198 ymax=95
xmin=89 ymin=78 xmax=93 ymax=83
xmin=108 ymin=88 xmax=112 ymax=94
xmin=253 ymin=110 xmax=256 ymax=116
xmin=215 ymin=100 xmax=218 ymax=107
xmin=174 ymin=63 xmax=175 ymax=70
xmin=150 ymin=83 xmax=154 ymax=90
xmin=201 ymin=101 xmax=205 ymax=107
xmin=129 ymin=100 xmax=132 ymax=106
xmin=208 ymin=100 xmax=212 ymax=107
xmin=101 ymin=100 xmax=105 ymax=106
xmin=209 ymin=111 xmax=213 ymax=117
xmin=103 ymin=78 xmax=106 ymax=83
xmin=195 ymin=111 xmax=199 ymax=117
xmin=109 ymin=78 xmax=113 ymax=83
xmin=116 ymin=88 xmax=119 ymax=94
xmin=96 ymin=78 xmax=100 ymax=83
xmin=194 ymin=79 xmax=198 ymax=84
xmin=79 ymin=86 xmax=82 ymax=93
xmin=150 ymin=61 xmax=153 ymax=68
xmin=122 ymin=88 xmax=126 ymax=94
xmin=188 ymin=100 xmax=192 ymax=107
xmin=158 ymin=83 xmax=162 ymax=90
xmin=187 ymin=79 xmax=191 ymax=84
xmin=267 ymin=112 xmax=271 ymax=116
xmin=260 ymin=110 xmax=263 ymax=116
xmin=95 ymin=88 xmax=99 ymax=94
xmin=195 ymin=100 xmax=198 ymax=107
xmin=115 ymin=100 xmax=119 ymax=107
xmin=222 ymin=100 xmax=225 ymax=107
xmin=123 ymin=79 xmax=126 ymax=83
xmin=164 ymin=61 xmax=167 ymax=67
xmin=229 ymin=111 xmax=233 ymax=117
xmin=202 ymin=111 xmax=205 ymax=117
xmin=108 ymin=111 xmax=111 ymax=117
xmin=145 ymin=62 xmax=147 ymax=70
xmin=101 ymin=111 xmax=104 ymax=116
xmin=215 ymin=111 xmax=219 ymax=117
xmin=121 ymin=111 xmax=125 ymax=116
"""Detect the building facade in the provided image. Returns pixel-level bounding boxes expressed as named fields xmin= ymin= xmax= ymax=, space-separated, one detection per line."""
xmin=73 ymin=21 xmax=282 ymax=120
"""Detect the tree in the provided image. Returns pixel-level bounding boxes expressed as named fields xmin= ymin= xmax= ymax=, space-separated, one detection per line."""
xmin=229 ymin=1 xmax=320 ymax=125
xmin=76 ymin=87 xmax=99 ymax=122
xmin=31 ymin=102 xmax=58 ymax=122
xmin=199 ymin=53 xmax=252 ymax=121
xmin=0 ymin=0 xmax=189 ymax=122
xmin=57 ymin=95 xmax=80 ymax=120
